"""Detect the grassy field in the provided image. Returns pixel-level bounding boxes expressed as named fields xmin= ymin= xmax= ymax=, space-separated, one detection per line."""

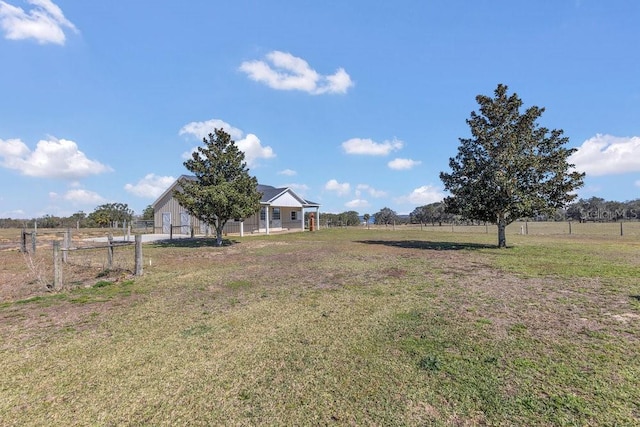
xmin=0 ymin=227 xmax=639 ymax=425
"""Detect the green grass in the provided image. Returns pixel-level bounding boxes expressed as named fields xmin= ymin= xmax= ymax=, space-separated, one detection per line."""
xmin=0 ymin=228 xmax=638 ymax=425
xmin=481 ymin=236 xmax=640 ymax=279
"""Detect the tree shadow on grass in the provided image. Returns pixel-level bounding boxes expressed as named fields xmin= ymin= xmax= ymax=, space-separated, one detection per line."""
xmin=356 ymin=240 xmax=497 ymax=251
xmin=151 ymin=238 xmax=240 ymax=248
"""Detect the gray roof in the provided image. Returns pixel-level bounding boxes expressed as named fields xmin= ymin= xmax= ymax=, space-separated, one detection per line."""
xmin=257 ymin=184 xmax=319 ymax=207
xmin=154 ymin=176 xmax=319 ymax=208
xmin=256 ymin=184 xmax=283 ymax=202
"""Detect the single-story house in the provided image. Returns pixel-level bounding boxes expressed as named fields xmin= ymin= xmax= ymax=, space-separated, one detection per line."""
xmin=152 ymin=175 xmax=321 ymax=235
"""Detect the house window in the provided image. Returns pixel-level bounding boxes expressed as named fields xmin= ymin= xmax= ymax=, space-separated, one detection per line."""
xmin=260 ymin=207 xmax=266 ymax=221
xmin=291 ymin=211 xmax=297 ymax=221
xmin=273 ymin=208 xmax=281 ymax=220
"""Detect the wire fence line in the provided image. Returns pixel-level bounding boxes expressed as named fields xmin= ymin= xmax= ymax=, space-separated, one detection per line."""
xmin=18 ymin=230 xmax=143 ymax=291
xmin=398 ymin=221 xmax=640 ymax=237
xmin=52 ymin=236 xmax=143 ymax=291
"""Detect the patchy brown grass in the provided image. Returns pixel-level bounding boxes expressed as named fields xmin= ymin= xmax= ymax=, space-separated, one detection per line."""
xmin=0 ymin=227 xmax=638 ymax=425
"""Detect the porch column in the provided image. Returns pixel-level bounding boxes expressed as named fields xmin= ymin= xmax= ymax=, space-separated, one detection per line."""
xmin=240 ymin=220 xmax=244 ymax=237
xmin=265 ymin=207 xmax=270 ymax=235
xmin=316 ymin=207 xmax=320 ymax=230
xmin=300 ymin=209 xmax=304 ymax=231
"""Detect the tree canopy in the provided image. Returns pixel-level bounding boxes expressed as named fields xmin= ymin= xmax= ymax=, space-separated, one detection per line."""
xmin=173 ymin=128 xmax=262 ymax=246
xmin=141 ymin=205 xmax=154 ymax=221
xmin=87 ymin=203 xmax=134 ymax=228
xmin=410 ymin=202 xmax=450 ymax=226
xmin=317 ymin=211 xmax=361 ymax=227
xmin=440 ymin=84 xmax=585 ymax=247
xmin=373 ymin=207 xmax=399 ymax=226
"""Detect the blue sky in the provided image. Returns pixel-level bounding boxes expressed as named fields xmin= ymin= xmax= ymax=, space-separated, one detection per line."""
xmin=1 ymin=0 xmax=639 ymax=218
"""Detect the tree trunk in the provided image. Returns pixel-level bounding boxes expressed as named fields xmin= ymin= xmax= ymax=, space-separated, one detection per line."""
xmin=497 ymin=213 xmax=507 ymax=248
xmin=215 ymin=226 xmax=223 ymax=246
xmin=214 ymin=218 xmax=223 ymax=247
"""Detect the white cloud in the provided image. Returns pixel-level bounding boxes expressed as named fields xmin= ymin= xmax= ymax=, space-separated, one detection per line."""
xmin=0 ymin=137 xmax=112 ymax=179
xmin=236 ymin=133 xmax=275 ymax=167
xmin=388 ymin=158 xmax=422 ymax=170
xmin=239 ymin=51 xmax=353 ymax=95
xmin=179 ymin=119 xmax=275 ymax=168
xmin=278 ymin=168 xmax=297 ymax=176
xmin=179 ymin=119 xmax=243 ymax=140
xmin=342 ymin=137 xmax=403 ymax=156
xmin=345 ymin=199 xmax=370 ymax=209
xmin=325 ymin=179 xmax=350 ymax=196
xmin=569 ymin=134 xmax=640 ymax=176
xmin=356 ymin=184 xmax=387 ymax=198
xmin=396 ymin=185 xmax=445 ymax=205
xmin=0 ymin=0 xmax=78 ymax=45
xmin=61 ymin=189 xmax=106 ymax=205
xmin=124 ymin=173 xmax=175 ymax=199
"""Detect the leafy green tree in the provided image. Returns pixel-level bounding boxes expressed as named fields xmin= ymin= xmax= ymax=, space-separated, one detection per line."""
xmin=37 ymin=214 xmax=62 ymax=228
xmin=341 ymin=210 xmax=361 ymax=226
xmin=582 ymin=197 xmax=606 ymax=221
xmin=626 ymin=199 xmax=640 ymax=220
xmin=440 ymin=84 xmax=584 ymax=247
xmin=89 ymin=211 xmax=111 ymax=228
xmin=88 ymin=203 xmax=134 ymax=227
xmin=565 ymin=202 xmax=585 ymax=222
xmin=173 ymin=128 xmax=262 ymax=246
xmin=141 ymin=205 xmax=154 ymax=221
xmin=410 ymin=202 xmax=447 ymax=226
xmin=410 ymin=206 xmax=428 ymax=225
xmin=68 ymin=211 xmax=87 ymax=228
xmin=373 ymin=207 xmax=398 ymax=226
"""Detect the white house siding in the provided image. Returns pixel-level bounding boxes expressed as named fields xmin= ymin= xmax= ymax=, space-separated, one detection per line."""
xmin=153 ymin=187 xmax=204 ymax=235
xmin=273 ymin=192 xmax=303 ymax=207
xmin=154 ymin=203 xmax=304 ymax=235
xmin=152 ymin=178 xmax=317 ymax=236
xmin=280 ymin=207 xmax=304 ymax=231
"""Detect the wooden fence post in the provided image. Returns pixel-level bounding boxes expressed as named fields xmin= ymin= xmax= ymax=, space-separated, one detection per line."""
xmin=620 ymin=222 xmax=623 ymax=236
xmin=53 ymin=241 xmax=62 ymax=290
xmin=135 ymin=234 xmax=143 ymax=276
xmin=62 ymin=229 xmax=71 ymax=263
xmin=21 ymin=229 xmax=26 ymax=253
xmin=568 ymin=221 xmax=572 ymax=235
xmin=31 ymin=231 xmax=37 ymax=254
xmin=107 ymin=233 xmax=114 ymax=269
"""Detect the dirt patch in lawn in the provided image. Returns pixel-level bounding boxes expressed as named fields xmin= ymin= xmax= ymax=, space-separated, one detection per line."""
xmin=2 ymin=231 xmax=638 ymax=352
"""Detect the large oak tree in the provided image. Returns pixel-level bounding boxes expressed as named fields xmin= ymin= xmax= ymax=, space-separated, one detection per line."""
xmin=440 ymin=84 xmax=585 ymax=247
xmin=173 ymin=128 xmax=262 ymax=246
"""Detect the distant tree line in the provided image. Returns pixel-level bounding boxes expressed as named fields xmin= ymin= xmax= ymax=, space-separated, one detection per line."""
xmin=0 ymin=203 xmax=154 ymax=229
xmin=305 ymin=196 xmax=640 ymax=231
xmin=313 ymin=211 xmax=361 ymax=227
xmin=565 ymin=197 xmax=640 ymax=222
xmin=2 ymin=196 xmax=638 ymax=230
